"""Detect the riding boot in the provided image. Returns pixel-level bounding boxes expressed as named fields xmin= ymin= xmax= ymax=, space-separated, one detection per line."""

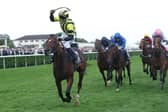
xmin=67 ymin=48 xmax=79 ymax=64
xmin=125 ymin=50 xmax=130 ymax=65
xmin=74 ymin=51 xmax=81 ymax=65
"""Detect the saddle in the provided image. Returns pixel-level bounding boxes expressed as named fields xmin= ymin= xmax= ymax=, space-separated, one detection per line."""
xmin=65 ymin=43 xmax=81 ymax=66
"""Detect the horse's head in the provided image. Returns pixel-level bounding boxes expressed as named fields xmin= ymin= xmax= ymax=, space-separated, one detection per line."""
xmin=107 ymin=44 xmax=120 ymax=65
xmin=153 ymin=37 xmax=161 ymax=49
xmin=95 ymin=39 xmax=103 ymax=52
xmin=139 ymin=39 xmax=144 ymax=49
xmin=139 ymin=39 xmax=151 ymax=49
xmin=44 ymin=34 xmax=64 ymax=55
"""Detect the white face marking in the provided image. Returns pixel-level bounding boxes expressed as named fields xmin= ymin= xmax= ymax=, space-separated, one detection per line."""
xmin=48 ymin=39 xmax=52 ymax=42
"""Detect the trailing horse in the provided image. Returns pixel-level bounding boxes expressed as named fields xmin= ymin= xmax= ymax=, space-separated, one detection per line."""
xmin=107 ymin=45 xmax=132 ymax=91
xmin=151 ymin=37 xmax=168 ymax=89
xmin=95 ymin=39 xmax=112 ymax=86
xmin=139 ymin=38 xmax=152 ymax=75
xmin=44 ymin=34 xmax=87 ymax=105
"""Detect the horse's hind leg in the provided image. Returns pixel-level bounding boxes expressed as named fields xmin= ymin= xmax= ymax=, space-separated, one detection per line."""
xmin=65 ymin=77 xmax=73 ymax=102
xmin=55 ymin=80 xmax=66 ymax=102
xmin=77 ymin=71 xmax=85 ymax=94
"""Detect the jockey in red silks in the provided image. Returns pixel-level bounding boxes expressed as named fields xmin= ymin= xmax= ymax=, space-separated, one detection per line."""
xmin=143 ymin=34 xmax=152 ymax=48
xmin=152 ymin=29 xmax=167 ymax=51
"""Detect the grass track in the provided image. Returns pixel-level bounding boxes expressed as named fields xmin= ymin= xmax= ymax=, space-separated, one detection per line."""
xmin=0 ymin=56 xmax=168 ymax=112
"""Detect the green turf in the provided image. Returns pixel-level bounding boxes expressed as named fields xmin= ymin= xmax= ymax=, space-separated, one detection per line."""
xmin=0 ymin=56 xmax=168 ymax=112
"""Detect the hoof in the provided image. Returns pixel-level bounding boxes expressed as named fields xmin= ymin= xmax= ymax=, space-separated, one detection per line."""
xmin=64 ymin=97 xmax=71 ymax=103
xmin=74 ymin=94 xmax=80 ymax=106
xmin=74 ymin=100 xmax=80 ymax=106
xmin=116 ymin=88 xmax=120 ymax=92
xmin=107 ymin=80 xmax=111 ymax=86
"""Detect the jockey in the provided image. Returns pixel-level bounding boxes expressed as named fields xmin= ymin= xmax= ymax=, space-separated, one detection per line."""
xmin=101 ymin=36 xmax=110 ymax=51
xmin=49 ymin=8 xmax=80 ymax=64
xmin=152 ymin=29 xmax=167 ymax=51
xmin=111 ymin=32 xmax=130 ymax=64
xmin=143 ymin=34 xmax=152 ymax=48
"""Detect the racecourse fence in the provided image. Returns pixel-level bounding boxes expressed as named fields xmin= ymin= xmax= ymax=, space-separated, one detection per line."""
xmin=0 ymin=50 xmax=141 ymax=69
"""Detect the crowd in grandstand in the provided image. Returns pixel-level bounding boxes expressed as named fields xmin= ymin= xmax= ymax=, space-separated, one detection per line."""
xmin=0 ymin=48 xmax=44 ymax=56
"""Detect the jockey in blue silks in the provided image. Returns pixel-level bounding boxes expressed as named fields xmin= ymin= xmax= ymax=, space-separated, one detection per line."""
xmin=111 ymin=32 xmax=130 ymax=64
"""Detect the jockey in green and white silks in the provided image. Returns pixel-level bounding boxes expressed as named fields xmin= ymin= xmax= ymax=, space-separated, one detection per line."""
xmin=49 ymin=9 xmax=80 ymax=64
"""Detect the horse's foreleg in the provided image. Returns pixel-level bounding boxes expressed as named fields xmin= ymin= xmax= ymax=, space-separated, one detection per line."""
xmin=146 ymin=64 xmax=149 ymax=74
xmin=143 ymin=62 xmax=146 ymax=73
xmin=151 ymin=65 xmax=157 ymax=80
xmin=55 ymin=80 xmax=65 ymax=102
xmin=100 ymin=70 xmax=107 ymax=86
xmin=149 ymin=65 xmax=153 ymax=78
xmin=160 ymin=68 xmax=167 ymax=90
xmin=126 ymin=64 xmax=132 ymax=85
xmin=65 ymin=76 xmax=73 ymax=102
xmin=115 ymin=69 xmax=122 ymax=91
xmin=123 ymin=67 xmax=126 ymax=78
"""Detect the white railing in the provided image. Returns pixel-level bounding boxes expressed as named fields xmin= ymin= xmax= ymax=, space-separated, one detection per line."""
xmin=0 ymin=51 xmax=141 ymax=69
xmin=0 ymin=52 xmax=98 ymax=69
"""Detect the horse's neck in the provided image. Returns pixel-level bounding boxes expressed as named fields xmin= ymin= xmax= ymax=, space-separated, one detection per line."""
xmin=53 ymin=50 xmax=65 ymax=66
xmin=98 ymin=46 xmax=106 ymax=53
xmin=98 ymin=47 xmax=106 ymax=56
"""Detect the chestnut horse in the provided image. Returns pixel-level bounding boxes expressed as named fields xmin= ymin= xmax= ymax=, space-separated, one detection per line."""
xmin=107 ymin=45 xmax=132 ymax=91
xmin=151 ymin=37 xmax=162 ymax=81
xmin=95 ymin=39 xmax=112 ymax=86
xmin=44 ymin=34 xmax=86 ymax=104
xmin=139 ymin=38 xmax=152 ymax=75
xmin=152 ymin=37 xmax=168 ymax=89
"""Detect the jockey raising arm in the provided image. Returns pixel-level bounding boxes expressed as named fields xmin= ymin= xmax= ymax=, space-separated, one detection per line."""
xmin=50 ymin=9 xmax=76 ymax=43
xmin=49 ymin=8 xmax=80 ymax=64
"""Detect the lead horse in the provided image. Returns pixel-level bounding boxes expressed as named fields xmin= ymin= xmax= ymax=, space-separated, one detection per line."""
xmin=44 ymin=34 xmax=87 ymax=104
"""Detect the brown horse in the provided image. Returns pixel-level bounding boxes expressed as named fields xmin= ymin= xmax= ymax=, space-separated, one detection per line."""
xmin=139 ymin=39 xmax=152 ymax=75
xmin=95 ymin=39 xmax=112 ymax=86
xmin=152 ymin=37 xmax=168 ymax=89
xmin=107 ymin=45 xmax=132 ymax=91
xmin=44 ymin=34 xmax=86 ymax=104
xmin=151 ymin=37 xmax=162 ymax=81
xmin=160 ymin=51 xmax=168 ymax=89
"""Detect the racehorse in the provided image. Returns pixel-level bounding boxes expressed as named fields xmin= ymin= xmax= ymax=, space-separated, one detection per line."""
xmin=44 ymin=34 xmax=87 ymax=105
xmin=160 ymin=51 xmax=168 ymax=89
xmin=151 ymin=37 xmax=162 ymax=81
xmin=152 ymin=37 xmax=168 ymax=89
xmin=139 ymin=38 xmax=152 ymax=75
xmin=107 ymin=45 xmax=132 ymax=91
xmin=95 ymin=39 xmax=112 ymax=86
